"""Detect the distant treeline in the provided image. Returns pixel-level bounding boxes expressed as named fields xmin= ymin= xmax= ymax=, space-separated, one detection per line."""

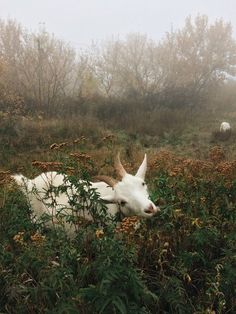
xmin=0 ymin=15 xmax=236 ymax=122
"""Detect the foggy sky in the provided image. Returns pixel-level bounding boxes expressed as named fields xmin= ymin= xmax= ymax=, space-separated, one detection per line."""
xmin=1 ymin=0 xmax=236 ymax=48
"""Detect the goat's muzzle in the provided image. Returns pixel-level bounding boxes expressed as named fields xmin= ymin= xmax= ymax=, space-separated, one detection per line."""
xmin=144 ymin=204 xmax=160 ymax=215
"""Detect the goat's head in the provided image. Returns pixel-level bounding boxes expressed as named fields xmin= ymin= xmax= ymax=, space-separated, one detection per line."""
xmin=96 ymin=154 xmax=160 ymax=218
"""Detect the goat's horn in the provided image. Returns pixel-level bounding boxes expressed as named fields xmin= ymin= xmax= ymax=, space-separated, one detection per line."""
xmin=93 ymin=175 xmax=118 ymax=188
xmin=114 ymin=153 xmax=127 ymax=178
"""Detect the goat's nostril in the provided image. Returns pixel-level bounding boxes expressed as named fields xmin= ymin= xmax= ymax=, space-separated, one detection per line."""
xmin=144 ymin=204 xmax=156 ymax=214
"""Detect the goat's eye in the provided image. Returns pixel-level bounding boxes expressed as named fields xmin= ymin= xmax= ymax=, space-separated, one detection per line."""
xmin=120 ymin=200 xmax=127 ymax=207
xmin=142 ymin=182 xmax=146 ymax=186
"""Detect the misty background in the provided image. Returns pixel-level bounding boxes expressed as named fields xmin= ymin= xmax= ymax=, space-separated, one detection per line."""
xmin=2 ymin=0 xmax=236 ymax=46
xmin=1 ymin=0 xmax=236 ymax=168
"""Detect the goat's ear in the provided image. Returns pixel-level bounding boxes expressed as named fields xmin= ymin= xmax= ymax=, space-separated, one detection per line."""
xmin=12 ymin=174 xmax=28 ymax=187
xmin=100 ymin=194 xmax=117 ymax=204
xmin=135 ymin=154 xmax=147 ymax=179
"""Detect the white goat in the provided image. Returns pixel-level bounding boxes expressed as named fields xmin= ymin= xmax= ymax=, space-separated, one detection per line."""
xmin=13 ymin=154 xmax=159 ymax=233
xmin=220 ymin=122 xmax=231 ymax=132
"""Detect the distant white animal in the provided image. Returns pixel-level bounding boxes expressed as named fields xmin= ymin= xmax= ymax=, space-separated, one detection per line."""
xmin=13 ymin=154 xmax=159 ymax=234
xmin=220 ymin=122 xmax=231 ymax=132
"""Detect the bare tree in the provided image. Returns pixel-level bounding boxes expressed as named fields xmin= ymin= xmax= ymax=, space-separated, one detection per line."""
xmin=0 ymin=19 xmax=24 ymax=93
xmin=157 ymin=15 xmax=236 ymax=107
xmin=0 ymin=20 xmax=78 ymax=113
xmin=18 ymin=29 xmax=76 ymax=111
xmin=92 ymin=34 xmax=163 ymax=98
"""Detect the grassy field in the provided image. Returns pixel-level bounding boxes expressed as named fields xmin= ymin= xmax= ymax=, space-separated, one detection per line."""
xmin=1 ymin=111 xmax=236 ymax=313
xmin=2 ymin=107 xmax=236 ymax=171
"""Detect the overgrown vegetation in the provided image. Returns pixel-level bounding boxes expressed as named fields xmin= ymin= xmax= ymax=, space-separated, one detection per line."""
xmin=1 ymin=146 xmax=236 ymax=313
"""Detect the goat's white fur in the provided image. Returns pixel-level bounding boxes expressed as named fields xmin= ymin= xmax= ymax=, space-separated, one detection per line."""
xmin=220 ymin=122 xmax=231 ymax=132
xmin=13 ymin=154 xmax=159 ymax=233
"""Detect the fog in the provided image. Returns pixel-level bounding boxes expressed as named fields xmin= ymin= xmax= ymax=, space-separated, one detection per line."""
xmin=1 ymin=0 xmax=236 ymax=47
xmin=1 ymin=1 xmax=236 ymax=140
